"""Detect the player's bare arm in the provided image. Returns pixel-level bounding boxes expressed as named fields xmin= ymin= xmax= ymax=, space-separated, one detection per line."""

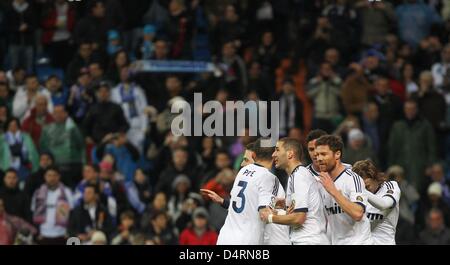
xmin=319 ymin=172 xmax=364 ymax=221
xmin=260 ymin=202 xmax=306 ymax=226
xmin=200 ymin=189 xmax=224 ymax=205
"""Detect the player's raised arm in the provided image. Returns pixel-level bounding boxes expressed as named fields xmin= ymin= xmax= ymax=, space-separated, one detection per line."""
xmin=260 ymin=172 xmax=309 ymax=226
xmin=319 ymin=172 xmax=365 ymax=221
xmin=365 ymin=181 xmax=401 ymax=211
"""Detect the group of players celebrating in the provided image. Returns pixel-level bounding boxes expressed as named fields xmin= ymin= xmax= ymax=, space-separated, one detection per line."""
xmin=201 ymin=130 xmax=400 ymax=245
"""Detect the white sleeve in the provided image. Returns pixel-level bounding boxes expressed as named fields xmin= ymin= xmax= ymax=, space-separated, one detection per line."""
xmin=366 ymin=191 xmax=395 ymax=210
xmin=382 ymin=181 xmax=401 ymax=209
xmin=257 ymin=173 xmax=277 ymax=210
xmin=348 ymin=173 xmax=368 ymax=212
xmin=291 ymin=171 xmax=310 ymax=213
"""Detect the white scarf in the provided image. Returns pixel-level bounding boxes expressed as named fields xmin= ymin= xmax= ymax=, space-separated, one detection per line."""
xmin=12 ymin=1 xmax=29 ymax=13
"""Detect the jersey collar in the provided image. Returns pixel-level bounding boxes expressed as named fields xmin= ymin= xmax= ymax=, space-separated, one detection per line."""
xmin=290 ymin=164 xmax=302 ymax=176
xmin=253 ymin=163 xmax=264 ymax=168
xmin=333 ymin=169 xmax=347 ymax=182
xmin=308 ymin=164 xmax=320 ymax=176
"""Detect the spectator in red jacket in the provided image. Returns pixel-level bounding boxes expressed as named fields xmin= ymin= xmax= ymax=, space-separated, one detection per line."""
xmin=41 ymin=0 xmax=76 ymax=68
xmin=21 ymin=95 xmax=54 ymax=147
xmin=179 ymin=207 xmax=218 ymax=245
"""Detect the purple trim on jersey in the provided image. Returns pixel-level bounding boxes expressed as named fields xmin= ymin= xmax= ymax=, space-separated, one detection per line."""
xmin=293 ymin=208 xmax=308 ymax=213
xmin=355 ymin=201 xmax=366 ymax=213
xmin=290 ymin=164 xmax=302 ymax=175
xmin=307 ymin=164 xmax=320 ymax=176
xmin=333 ymin=169 xmax=347 ymax=183
xmin=258 ymin=205 xmax=267 ymax=211
xmin=347 ymin=170 xmax=363 ymax=193
xmin=383 ymin=194 xmax=397 ymax=209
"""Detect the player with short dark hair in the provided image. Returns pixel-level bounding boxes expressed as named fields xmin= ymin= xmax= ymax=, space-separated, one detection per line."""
xmin=315 ymin=135 xmax=373 ymax=244
xmin=260 ymin=138 xmax=329 ymax=245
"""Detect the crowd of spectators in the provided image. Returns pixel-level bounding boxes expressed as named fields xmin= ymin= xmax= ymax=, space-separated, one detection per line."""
xmin=1 ymin=0 xmax=450 ymax=245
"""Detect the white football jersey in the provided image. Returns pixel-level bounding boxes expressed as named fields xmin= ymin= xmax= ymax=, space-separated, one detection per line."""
xmin=366 ymin=181 xmax=401 ymax=245
xmin=217 ymin=164 xmax=279 ymax=245
xmin=286 ymin=165 xmax=329 ymax=245
xmin=321 ymin=168 xmax=373 ymax=245
xmin=263 ymin=180 xmax=291 ymax=245
xmin=307 ymin=163 xmax=352 ymax=181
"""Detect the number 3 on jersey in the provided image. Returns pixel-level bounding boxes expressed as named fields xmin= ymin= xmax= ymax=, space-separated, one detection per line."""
xmin=232 ymin=181 xmax=248 ymax=213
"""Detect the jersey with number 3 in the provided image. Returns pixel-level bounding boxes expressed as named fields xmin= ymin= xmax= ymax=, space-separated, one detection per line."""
xmin=217 ymin=164 xmax=278 ymax=245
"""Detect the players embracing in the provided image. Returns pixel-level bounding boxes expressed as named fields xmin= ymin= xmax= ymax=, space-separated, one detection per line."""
xmin=207 ymin=133 xmax=400 ymax=245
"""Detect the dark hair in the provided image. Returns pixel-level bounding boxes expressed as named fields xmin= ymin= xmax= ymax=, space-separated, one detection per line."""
xmin=45 ymin=165 xmax=60 ymax=175
xmin=245 ymin=141 xmax=256 ymax=152
xmin=120 ymin=210 xmax=135 ymax=221
xmin=279 ymin=138 xmax=303 ymax=161
xmin=166 ymin=74 xmax=181 ymax=81
xmin=4 ymin=117 xmax=21 ymax=132
xmin=79 ymin=41 xmax=92 ymax=48
xmin=113 ymin=49 xmax=129 ymax=65
xmin=315 ymin=135 xmax=344 ymax=154
xmin=40 ymin=151 xmax=55 ymax=162
xmin=0 ymin=81 xmax=8 ymax=89
xmin=282 ymin=77 xmax=294 ymax=85
xmin=306 ymin=129 xmax=328 ymax=143
xmin=404 ymin=98 xmax=418 ymax=106
xmin=90 ymin=0 xmax=105 ymax=10
xmin=84 ymin=183 xmax=100 ymax=194
xmin=173 ymin=147 xmax=188 ymax=155
xmin=25 ymin=74 xmax=38 ymax=81
xmin=84 ymin=163 xmax=100 ymax=173
xmin=215 ymin=149 xmax=230 ymax=158
xmin=96 ymin=81 xmax=111 ymax=91
xmin=151 ymin=210 xmax=168 ymax=221
xmin=253 ymin=138 xmax=275 ymax=161
xmin=5 ymin=168 xmax=18 ymax=176
xmin=46 ymin=75 xmax=60 ymax=82
xmin=12 ymin=66 xmax=25 ymax=73
xmin=352 ymin=159 xmax=384 ymax=182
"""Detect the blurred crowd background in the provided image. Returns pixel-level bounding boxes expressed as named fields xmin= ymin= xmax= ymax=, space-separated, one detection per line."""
xmin=1 ymin=0 xmax=450 ymax=245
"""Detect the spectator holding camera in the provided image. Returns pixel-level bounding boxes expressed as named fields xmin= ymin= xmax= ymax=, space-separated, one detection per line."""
xmin=411 ymin=71 xmax=447 ymax=156
xmin=307 ymin=61 xmax=342 ymax=132
xmin=93 ymin=132 xmax=139 ymax=183
xmin=67 ymin=69 xmax=94 ymax=125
